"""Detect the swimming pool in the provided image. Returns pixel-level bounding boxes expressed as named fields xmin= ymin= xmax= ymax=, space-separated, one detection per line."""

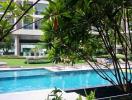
xmin=0 ymin=68 xmax=114 ymax=93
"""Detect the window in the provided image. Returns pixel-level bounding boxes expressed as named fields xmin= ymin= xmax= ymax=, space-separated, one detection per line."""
xmin=35 ymin=3 xmax=47 ymax=15
xmin=23 ymin=16 xmax=33 ymax=29
xmin=35 ymin=18 xmax=42 ymax=29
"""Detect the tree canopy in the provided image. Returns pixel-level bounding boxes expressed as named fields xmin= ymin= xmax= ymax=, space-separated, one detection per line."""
xmin=0 ymin=0 xmax=41 ymax=42
xmin=42 ymin=0 xmax=132 ymax=93
xmin=0 ymin=0 xmax=42 ymax=54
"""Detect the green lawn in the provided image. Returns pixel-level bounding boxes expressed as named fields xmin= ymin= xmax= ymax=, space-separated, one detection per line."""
xmin=0 ymin=57 xmax=85 ymax=68
xmin=0 ymin=58 xmax=52 ymax=67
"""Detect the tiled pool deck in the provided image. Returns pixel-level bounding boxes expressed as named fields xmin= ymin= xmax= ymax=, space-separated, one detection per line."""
xmin=0 ymin=63 xmax=111 ymax=71
xmin=0 ymin=89 xmax=85 ymax=100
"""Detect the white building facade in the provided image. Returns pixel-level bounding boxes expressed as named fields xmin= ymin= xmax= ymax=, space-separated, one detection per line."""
xmin=11 ymin=0 xmax=48 ymax=56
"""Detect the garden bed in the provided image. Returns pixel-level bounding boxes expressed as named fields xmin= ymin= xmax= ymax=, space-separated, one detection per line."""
xmin=66 ymin=84 xmax=132 ymax=99
xmin=25 ymin=56 xmax=50 ymax=64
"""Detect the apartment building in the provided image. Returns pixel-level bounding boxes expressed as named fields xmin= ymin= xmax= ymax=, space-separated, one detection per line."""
xmin=0 ymin=0 xmax=48 ymax=56
xmin=12 ymin=0 xmax=48 ymax=56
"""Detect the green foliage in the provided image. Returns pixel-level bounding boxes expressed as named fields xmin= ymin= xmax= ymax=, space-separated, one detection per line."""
xmin=0 ymin=0 xmax=35 ymax=41
xmin=41 ymin=0 xmax=132 ymax=93
xmin=47 ymin=88 xmax=62 ymax=100
xmin=41 ymin=0 xmax=103 ymax=64
xmin=85 ymin=91 xmax=95 ymax=100
xmin=116 ymin=54 xmax=125 ymax=59
xmin=0 ymin=55 xmax=25 ymax=59
xmin=0 ymin=57 xmax=52 ymax=67
xmin=48 ymin=88 xmax=95 ymax=100
xmin=0 ymin=0 xmax=16 ymax=14
xmin=0 ymin=8 xmax=13 ymax=54
xmin=97 ymin=54 xmax=111 ymax=58
xmin=76 ymin=95 xmax=83 ymax=100
xmin=0 ymin=0 xmax=34 ymax=17
xmin=0 ymin=35 xmax=13 ymax=54
xmin=25 ymin=57 xmax=50 ymax=64
xmin=96 ymin=54 xmax=126 ymax=60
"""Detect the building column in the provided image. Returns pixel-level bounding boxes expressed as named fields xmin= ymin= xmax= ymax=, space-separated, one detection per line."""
xmin=14 ymin=35 xmax=20 ymax=56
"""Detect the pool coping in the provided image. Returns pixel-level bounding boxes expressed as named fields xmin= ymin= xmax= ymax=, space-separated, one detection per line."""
xmin=0 ymin=65 xmax=115 ymax=73
xmin=0 ymin=63 xmax=114 ymax=72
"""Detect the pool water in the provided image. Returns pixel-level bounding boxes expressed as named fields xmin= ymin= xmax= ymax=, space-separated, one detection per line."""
xmin=0 ymin=69 xmax=114 ymax=93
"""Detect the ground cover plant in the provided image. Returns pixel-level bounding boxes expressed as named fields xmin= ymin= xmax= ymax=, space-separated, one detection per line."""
xmin=47 ymin=88 xmax=95 ymax=100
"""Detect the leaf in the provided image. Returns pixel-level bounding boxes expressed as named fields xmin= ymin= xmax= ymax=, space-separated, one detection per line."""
xmin=61 ymin=12 xmax=71 ymax=18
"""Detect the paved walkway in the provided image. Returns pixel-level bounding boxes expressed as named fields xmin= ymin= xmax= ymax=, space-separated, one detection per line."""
xmin=0 ymin=63 xmax=94 ymax=71
xmin=0 ymin=89 xmax=85 ymax=100
xmin=44 ymin=64 xmax=93 ymax=72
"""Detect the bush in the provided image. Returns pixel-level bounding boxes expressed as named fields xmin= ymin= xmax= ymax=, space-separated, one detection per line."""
xmin=116 ymin=54 xmax=125 ymax=60
xmin=25 ymin=56 xmax=50 ymax=64
xmin=128 ymin=54 xmax=132 ymax=60
xmin=97 ymin=54 xmax=111 ymax=58
xmin=97 ymin=54 xmax=125 ymax=60
xmin=0 ymin=55 xmax=25 ymax=59
xmin=76 ymin=91 xmax=95 ymax=100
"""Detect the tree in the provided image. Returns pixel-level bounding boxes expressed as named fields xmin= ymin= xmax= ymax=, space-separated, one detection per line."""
xmin=0 ymin=0 xmax=42 ymax=55
xmin=41 ymin=0 xmax=103 ymax=63
xmin=0 ymin=34 xmax=12 ymax=55
xmin=42 ymin=0 xmax=132 ymax=93
xmin=0 ymin=0 xmax=41 ymax=42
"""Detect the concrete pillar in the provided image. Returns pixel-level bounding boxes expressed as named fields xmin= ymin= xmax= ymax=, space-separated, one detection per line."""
xmin=14 ymin=35 xmax=20 ymax=56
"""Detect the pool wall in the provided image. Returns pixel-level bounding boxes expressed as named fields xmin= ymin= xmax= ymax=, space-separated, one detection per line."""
xmin=66 ymin=84 xmax=132 ymax=98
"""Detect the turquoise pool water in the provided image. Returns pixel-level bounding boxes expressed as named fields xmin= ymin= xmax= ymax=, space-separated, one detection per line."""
xmin=0 ymin=69 xmax=114 ymax=93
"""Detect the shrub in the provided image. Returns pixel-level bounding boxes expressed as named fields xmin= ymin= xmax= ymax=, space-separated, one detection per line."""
xmin=116 ymin=54 xmax=125 ymax=60
xmin=47 ymin=88 xmax=62 ymax=100
xmin=25 ymin=56 xmax=50 ymax=64
xmin=0 ymin=55 xmax=25 ymax=59
xmin=97 ymin=54 xmax=125 ymax=60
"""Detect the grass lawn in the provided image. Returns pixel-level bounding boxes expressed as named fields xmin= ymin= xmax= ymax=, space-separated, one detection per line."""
xmin=0 ymin=58 xmax=53 ymax=67
xmin=0 ymin=57 xmax=85 ymax=68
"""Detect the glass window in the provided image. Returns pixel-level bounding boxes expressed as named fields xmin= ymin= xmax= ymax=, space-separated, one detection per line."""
xmin=35 ymin=3 xmax=47 ymax=15
xmin=23 ymin=16 xmax=33 ymax=29
xmin=35 ymin=18 xmax=42 ymax=29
